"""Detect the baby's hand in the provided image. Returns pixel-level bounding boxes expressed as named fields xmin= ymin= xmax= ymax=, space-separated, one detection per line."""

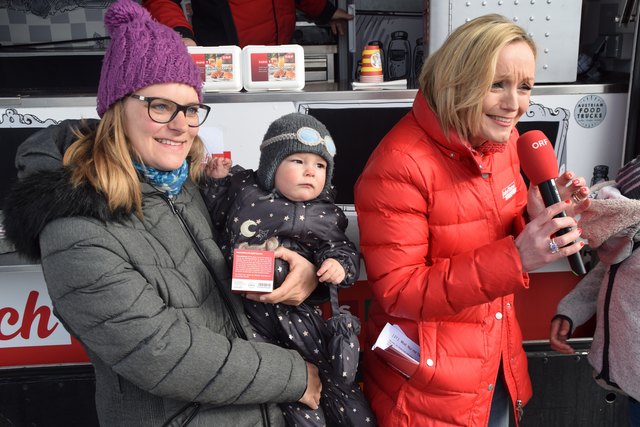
xmin=317 ymin=258 xmax=345 ymax=284
xmin=206 ymin=156 xmax=232 ymax=178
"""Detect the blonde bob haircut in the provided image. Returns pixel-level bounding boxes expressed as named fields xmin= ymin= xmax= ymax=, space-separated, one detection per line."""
xmin=63 ymin=100 xmax=206 ymax=218
xmin=419 ymin=14 xmax=537 ymax=142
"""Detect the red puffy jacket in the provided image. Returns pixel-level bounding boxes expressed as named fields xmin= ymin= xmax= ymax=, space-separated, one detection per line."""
xmin=354 ymin=92 xmax=533 ymax=426
xmin=142 ymin=0 xmax=336 ymax=47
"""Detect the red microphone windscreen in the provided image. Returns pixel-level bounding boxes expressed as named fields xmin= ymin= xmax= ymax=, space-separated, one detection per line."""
xmin=517 ymin=130 xmax=559 ymax=185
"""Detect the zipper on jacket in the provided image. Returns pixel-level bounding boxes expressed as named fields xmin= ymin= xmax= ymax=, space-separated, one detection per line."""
xmin=161 ymin=194 xmax=247 ymax=339
xmin=515 ymin=400 xmax=523 ymax=423
xmin=161 ymin=402 xmax=201 ymax=427
xmin=599 ymin=240 xmax=640 ymax=386
xmin=502 ymin=320 xmax=524 ymax=426
xmin=600 ymin=261 xmax=618 ymax=383
xmin=161 ymin=194 xmax=272 ymax=427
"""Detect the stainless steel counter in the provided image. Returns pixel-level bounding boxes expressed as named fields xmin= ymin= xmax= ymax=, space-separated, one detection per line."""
xmin=0 ymin=81 xmax=630 ymax=108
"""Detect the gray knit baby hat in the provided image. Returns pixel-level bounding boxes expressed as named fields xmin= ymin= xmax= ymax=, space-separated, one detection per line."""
xmin=256 ymin=112 xmax=336 ymax=193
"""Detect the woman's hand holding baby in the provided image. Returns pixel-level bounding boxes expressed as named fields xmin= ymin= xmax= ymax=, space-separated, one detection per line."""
xmin=245 ymin=247 xmax=318 ymax=306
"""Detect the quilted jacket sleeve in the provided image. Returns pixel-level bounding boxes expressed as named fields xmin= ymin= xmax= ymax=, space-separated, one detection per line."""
xmin=314 ymin=205 xmax=360 ymax=286
xmin=296 ymin=0 xmax=336 ymax=23
xmin=201 ymin=175 xmax=232 ymax=234
xmin=142 ymin=0 xmax=194 ymax=40
xmin=556 ymin=261 xmax=605 ymax=332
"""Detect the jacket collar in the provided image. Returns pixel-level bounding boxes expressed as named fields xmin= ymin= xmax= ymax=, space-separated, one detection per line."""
xmin=412 ymin=90 xmax=469 ymax=157
xmin=411 ymin=90 xmax=517 ymax=175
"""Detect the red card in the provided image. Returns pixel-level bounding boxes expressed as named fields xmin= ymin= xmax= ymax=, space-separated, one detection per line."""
xmin=211 ymin=151 xmax=231 ymax=159
xmin=231 ymin=249 xmax=275 ymax=293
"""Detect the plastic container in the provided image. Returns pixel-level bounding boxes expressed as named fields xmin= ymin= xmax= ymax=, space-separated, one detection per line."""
xmin=188 ymin=46 xmax=242 ymax=92
xmin=241 ymin=44 xmax=305 ymax=91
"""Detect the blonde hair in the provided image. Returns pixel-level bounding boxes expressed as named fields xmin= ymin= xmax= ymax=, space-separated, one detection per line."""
xmin=63 ymin=101 xmax=206 ymax=217
xmin=419 ymin=14 xmax=537 ymax=142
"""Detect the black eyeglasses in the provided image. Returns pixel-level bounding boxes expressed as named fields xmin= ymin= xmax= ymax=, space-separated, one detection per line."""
xmin=129 ymin=94 xmax=211 ymax=127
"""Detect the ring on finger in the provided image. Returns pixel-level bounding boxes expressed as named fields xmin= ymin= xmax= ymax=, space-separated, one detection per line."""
xmin=549 ymin=238 xmax=560 ymax=254
xmin=571 ymin=190 xmax=583 ymax=204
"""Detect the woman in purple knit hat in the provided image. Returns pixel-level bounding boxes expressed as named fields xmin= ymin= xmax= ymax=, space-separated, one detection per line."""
xmin=2 ymin=0 xmax=322 ymax=425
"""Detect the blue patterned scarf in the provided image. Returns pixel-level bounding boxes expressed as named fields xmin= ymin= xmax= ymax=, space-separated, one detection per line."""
xmin=133 ymin=160 xmax=189 ymax=197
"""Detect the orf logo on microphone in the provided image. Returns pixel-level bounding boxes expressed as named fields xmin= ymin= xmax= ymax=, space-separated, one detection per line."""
xmin=530 ymin=137 xmax=551 ymax=150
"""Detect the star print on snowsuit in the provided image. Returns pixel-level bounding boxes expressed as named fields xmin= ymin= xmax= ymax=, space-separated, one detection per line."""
xmin=204 ymin=168 xmax=359 ymax=286
xmin=202 ymin=168 xmax=375 ymax=426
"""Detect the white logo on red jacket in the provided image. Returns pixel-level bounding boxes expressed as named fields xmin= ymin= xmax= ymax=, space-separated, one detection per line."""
xmin=502 ymin=181 xmax=517 ymax=201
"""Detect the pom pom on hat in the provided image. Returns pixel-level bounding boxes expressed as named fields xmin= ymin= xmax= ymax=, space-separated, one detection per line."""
xmin=616 ymin=156 xmax=640 ymax=200
xmin=256 ymin=113 xmax=336 ymax=193
xmin=103 ymin=0 xmax=147 ymax=30
xmin=96 ymin=0 xmax=202 ymax=117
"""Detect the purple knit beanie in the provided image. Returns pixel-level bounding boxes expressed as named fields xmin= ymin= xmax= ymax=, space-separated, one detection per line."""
xmin=96 ymin=0 xmax=202 ymax=117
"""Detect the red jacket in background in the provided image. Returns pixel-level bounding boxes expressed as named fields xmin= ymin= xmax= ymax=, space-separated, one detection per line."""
xmin=354 ymin=91 xmax=533 ymax=426
xmin=142 ymin=0 xmax=336 ymax=47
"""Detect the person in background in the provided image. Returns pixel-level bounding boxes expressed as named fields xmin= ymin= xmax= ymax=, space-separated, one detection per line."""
xmin=2 ymin=1 xmax=322 ymax=425
xmin=550 ymin=156 xmax=640 ymax=427
xmin=353 ymin=14 xmax=591 ymax=426
xmin=142 ymin=0 xmax=353 ymax=47
xmin=203 ymin=112 xmax=373 ymax=426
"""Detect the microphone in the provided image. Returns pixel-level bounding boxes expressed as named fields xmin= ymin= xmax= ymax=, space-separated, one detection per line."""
xmin=517 ymin=130 xmax=586 ymax=276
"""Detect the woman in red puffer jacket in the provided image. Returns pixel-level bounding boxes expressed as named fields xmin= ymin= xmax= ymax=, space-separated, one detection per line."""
xmin=354 ymin=14 xmax=591 ymax=427
xmin=142 ymin=0 xmax=351 ymax=47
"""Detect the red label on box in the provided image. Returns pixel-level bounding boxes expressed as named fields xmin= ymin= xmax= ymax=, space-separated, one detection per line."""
xmin=232 ymin=249 xmax=275 ymax=293
xmin=250 ymin=53 xmax=269 ymax=81
xmin=190 ymin=53 xmax=206 ymax=81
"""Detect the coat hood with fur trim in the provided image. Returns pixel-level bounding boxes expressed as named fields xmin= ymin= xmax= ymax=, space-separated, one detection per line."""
xmin=3 ymin=119 xmax=128 ymax=261
xmin=4 ymin=167 xmax=129 ymax=261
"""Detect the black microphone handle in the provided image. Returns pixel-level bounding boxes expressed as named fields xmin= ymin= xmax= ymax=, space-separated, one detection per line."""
xmin=537 ymin=180 xmax=586 ymax=275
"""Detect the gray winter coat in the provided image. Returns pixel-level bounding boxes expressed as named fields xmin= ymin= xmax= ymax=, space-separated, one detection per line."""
xmin=3 ymin=119 xmax=307 ymax=426
xmin=555 ymin=181 xmax=640 ymax=401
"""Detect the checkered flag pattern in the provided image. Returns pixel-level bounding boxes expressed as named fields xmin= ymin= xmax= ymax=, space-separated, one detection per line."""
xmin=0 ymin=1 xmax=113 ymax=46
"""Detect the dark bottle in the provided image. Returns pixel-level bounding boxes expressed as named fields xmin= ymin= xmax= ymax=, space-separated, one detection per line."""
xmin=413 ymin=37 xmax=424 ymax=79
xmin=412 ymin=37 xmax=424 ymax=88
xmin=591 ymin=165 xmax=609 ymax=186
xmin=387 ymin=31 xmax=411 ymax=81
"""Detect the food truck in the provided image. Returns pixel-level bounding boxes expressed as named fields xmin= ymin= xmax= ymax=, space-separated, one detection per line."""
xmin=0 ymin=0 xmax=638 ymax=425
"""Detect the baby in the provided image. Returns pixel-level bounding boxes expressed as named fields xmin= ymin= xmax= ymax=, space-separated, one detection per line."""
xmin=202 ymin=112 xmax=373 ymax=426
xmin=204 ymin=112 xmax=358 ymax=288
